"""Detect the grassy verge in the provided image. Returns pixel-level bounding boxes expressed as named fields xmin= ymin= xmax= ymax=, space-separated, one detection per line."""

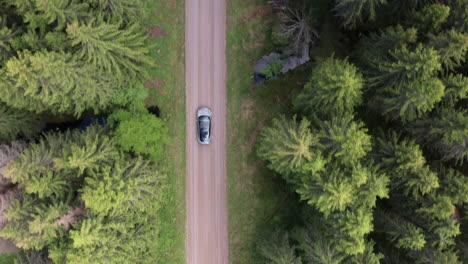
xmin=0 ymin=253 xmax=18 ymax=264
xmin=144 ymin=1 xmax=185 ymax=263
xmin=226 ymin=1 xmax=343 ymax=263
xmin=226 ymin=2 xmax=304 ymax=263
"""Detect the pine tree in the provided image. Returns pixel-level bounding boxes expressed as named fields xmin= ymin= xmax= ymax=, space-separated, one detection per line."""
xmin=66 ymin=20 xmax=152 ymax=81
xmin=334 ymin=0 xmax=387 ymax=29
xmin=293 ymin=57 xmax=364 ymax=120
xmin=428 ymin=29 xmax=468 ymax=71
xmin=257 ymin=116 xmax=320 ymax=175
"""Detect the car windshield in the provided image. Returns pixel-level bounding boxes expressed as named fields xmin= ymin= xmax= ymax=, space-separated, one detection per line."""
xmin=199 ymin=116 xmax=210 ymax=141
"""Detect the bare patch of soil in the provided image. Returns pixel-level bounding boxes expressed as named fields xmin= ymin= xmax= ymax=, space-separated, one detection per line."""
xmin=246 ymin=120 xmax=264 ymax=154
xmin=239 ymin=4 xmax=273 ymax=25
xmin=240 ymin=97 xmax=256 ymax=121
xmin=55 ymin=206 xmax=85 ymax=231
xmin=145 ymin=78 xmax=166 ymax=93
xmin=149 ymin=26 xmax=167 ymax=36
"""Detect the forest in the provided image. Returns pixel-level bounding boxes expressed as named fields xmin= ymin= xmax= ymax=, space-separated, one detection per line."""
xmin=256 ymin=0 xmax=468 ymax=263
xmin=0 ymin=0 xmax=170 ymax=263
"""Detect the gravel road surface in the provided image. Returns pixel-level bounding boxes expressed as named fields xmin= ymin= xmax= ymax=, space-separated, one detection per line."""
xmin=185 ymin=0 xmax=228 ymax=263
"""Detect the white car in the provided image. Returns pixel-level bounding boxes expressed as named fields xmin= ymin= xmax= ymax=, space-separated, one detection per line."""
xmin=196 ymin=107 xmax=212 ymax=144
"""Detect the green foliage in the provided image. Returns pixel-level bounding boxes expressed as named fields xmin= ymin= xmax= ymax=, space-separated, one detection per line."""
xmin=380 ymin=77 xmax=445 ymax=121
xmin=258 ymin=115 xmax=387 ymax=256
xmin=0 ymin=16 xmax=17 ymax=66
xmin=258 ymin=230 xmax=302 ymax=264
xmin=440 ymin=74 xmax=468 ymax=105
xmin=110 ymin=84 xmax=149 ymax=107
xmin=0 ymin=126 xmax=165 ymax=263
xmin=261 ymin=59 xmax=284 ymax=79
xmin=368 ymin=44 xmax=441 ymax=90
xmin=0 ymin=196 xmax=67 ymax=250
xmin=373 ymin=133 xmax=439 ymax=199
xmin=110 ymin=109 xmax=169 ymax=161
xmin=295 ymin=226 xmax=346 ymax=264
xmin=447 ymin=0 xmax=468 ymax=33
xmin=0 ymin=0 xmax=151 ymax=116
xmin=436 ymin=167 xmax=468 ymax=205
xmin=66 ymin=20 xmax=152 ymax=80
xmin=1 ymin=50 xmax=115 ymax=116
xmin=35 ymin=0 xmax=89 ymax=30
xmin=375 ymin=210 xmax=426 ymax=250
xmin=0 ymin=104 xmax=43 ymax=141
xmin=271 ymin=22 xmax=292 ymax=48
xmin=354 ymin=25 xmax=418 ymax=72
xmin=410 ymin=109 xmax=468 ymax=164
xmin=349 ymin=241 xmax=384 ymax=264
xmin=88 ymin=0 xmax=143 ymax=24
xmin=408 ymin=3 xmax=450 ymax=33
xmin=81 ymin=156 xmax=162 ymax=216
xmin=316 ymin=116 xmax=371 ymax=166
xmin=428 ymin=29 xmax=468 ymax=71
xmin=293 ymin=57 xmax=364 ymax=119
xmin=256 ymin=1 xmax=468 ymax=263
xmin=257 ymin=116 xmax=319 ymax=176
xmin=334 ymin=0 xmax=387 ymax=29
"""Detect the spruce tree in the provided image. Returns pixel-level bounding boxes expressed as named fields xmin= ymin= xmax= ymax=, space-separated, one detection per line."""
xmin=258 ymin=230 xmax=302 ymax=264
xmin=66 ymin=20 xmax=152 ymax=81
xmin=368 ymin=44 xmax=441 ymax=90
xmin=88 ymin=0 xmax=143 ymax=24
xmin=257 ymin=116 xmax=320 ymax=175
xmin=1 ymin=50 xmax=115 ymax=115
xmin=35 ymin=0 xmax=89 ymax=30
xmin=407 ymin=3 xmax=450 ymax=33
xmin=379 ymin=77 xmax=445 ymax=121
xmin=0 ymin=104 xmax=44 ymax=141
xmin=440 ymin=74 xmax=468 ymax=106
xmin=0 ymin=16 xmax=17 ymax=66
xmin=428 ymin=29 xmax=468 ymax=71
xmin=409 ymin=109 xmax=468 ymax=164
xmin=293 ymin=57 xmax=364 ymax=120
xmin=354 ymin=25 xmax=418 ymax=71
xmin=333 ymin=0 xmax=387 ymax=29
xmin=373 ymin=132 xmax=439 ymax=199
xmin=315 ymin=116 xmax=371 ymax=166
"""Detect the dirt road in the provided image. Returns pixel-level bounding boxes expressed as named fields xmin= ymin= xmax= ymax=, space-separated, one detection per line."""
xmin=185 ymin=0 xmax=228 ymax=264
